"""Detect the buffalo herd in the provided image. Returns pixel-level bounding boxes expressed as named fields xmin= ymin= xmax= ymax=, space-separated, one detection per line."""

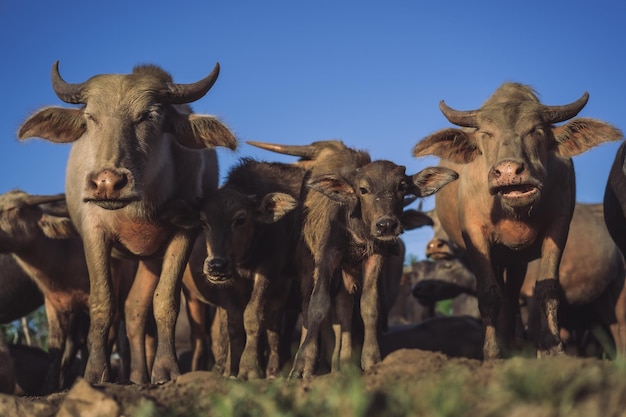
xmin=0 ymin=61 xmax=623 ymax=394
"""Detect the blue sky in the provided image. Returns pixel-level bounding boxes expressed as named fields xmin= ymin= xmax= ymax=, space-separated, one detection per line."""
xmin=1 ymin=1 xmax=624 ymax=260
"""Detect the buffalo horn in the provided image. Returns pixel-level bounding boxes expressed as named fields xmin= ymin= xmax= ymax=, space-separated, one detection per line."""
xmin=541 ymin=92 xmax=589 ymax=124
xmin=438 ymin=100 xmax=479 ymax=128
xmin=165 ymin=62 xmax=221 ymax=104
xmin=247 ymin=141 xmax=318 ymax=159
xmin=51 ymin=61 xmax=86 ymax=104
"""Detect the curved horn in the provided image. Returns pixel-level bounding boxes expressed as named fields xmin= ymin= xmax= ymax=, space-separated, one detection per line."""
xmin=439 ymin=100 xmax=479 ymax=128
xmin=165 ymin=62 xmax=221 ymax=104
xmin=24 ymin=194 xmax=66 ymax=206
xmin=247 ymin=141 xmax=318 ymax=159
xmin=51 ymin=61 xmax=86 ymax=104
xmin=541 ymin=92 xmax=589 ymax=124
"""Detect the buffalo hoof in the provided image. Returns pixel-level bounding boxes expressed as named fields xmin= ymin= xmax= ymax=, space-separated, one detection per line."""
xmin=151 ymin=361 xmax=180 ymax=385
xmin=237 ymin=367 xmax=262 ymax=380
xmin=537 ymin=344 xmax=565 ymax=358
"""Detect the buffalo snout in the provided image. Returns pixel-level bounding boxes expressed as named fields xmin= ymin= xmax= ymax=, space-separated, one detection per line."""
xmin=426 ymin=238 xmax=454 ymax=259
xmin=374 ymin=216 xmax=400 ymax=238
xmin=203 ymin=257 xmax=232 ymax=283
xmin=489 ymin=159 xmax=526 ymax=187
xmin=86 ymin=168 xmax=132 ymax=200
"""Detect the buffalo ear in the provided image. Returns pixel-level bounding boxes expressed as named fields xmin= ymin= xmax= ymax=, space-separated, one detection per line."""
xmin=172 ymin=113 xmax=238 ymax=150
xmin=413 ymin=128 xmax=479 ymax=164
xmin=18 ymin=107 xmax=85 ymax=143
xmin=552 ymin=118 xmax=623 ymax=157
xmin=411 ymin=167 xmax=458 ymax=197
xmin=307 ymin=174 xmax=357 ymax=204
xmin=401 ymin=209 xmax=434 ymax=231
xmin=256 ymin=192 xmax=297 ymax=224
xmin=38 ymin=215 xmax=78 ymax=239
xmin=159 ymin=200 xmax=200 ymax=230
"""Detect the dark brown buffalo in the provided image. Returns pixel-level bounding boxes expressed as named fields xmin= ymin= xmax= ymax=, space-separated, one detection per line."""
xmin=250 ymin=140 xmax=458 ymax=378
xmin=413 ymin=83 xmax=622 ymax=359
xmin=180 ymin=238 xmax=252 ymax=376
xmin=168 ymin=159 xmax=305 ymax=379
xmin=18 ymin=62 xmax=237 ymax=384
xmin=603 ymin=141 xmax=626 ymax=357
xmin=0 ymin=190 xmax=136 ymax=391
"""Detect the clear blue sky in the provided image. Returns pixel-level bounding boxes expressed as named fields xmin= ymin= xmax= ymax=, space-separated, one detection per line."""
xmin=1 ymin=1 xmax=624 ymax=260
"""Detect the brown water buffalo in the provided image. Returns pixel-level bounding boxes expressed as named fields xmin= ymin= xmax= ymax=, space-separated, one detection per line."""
xmin=413 ymin=84 xmax=622 ymax=360
xmin=167 ymin=159 xmax=305 ymax=379
xmin=251 ymin=140 xmax=458 ymax=378
xmin=522 ymin=204 xmax=625 ymax=356
xmin=415 ymin=203 xmax=626 ymax=357
xmin=0 ymin=190 xmax=136 ymax=391
xmin=18 ymin=62 xmax=237 ymax=384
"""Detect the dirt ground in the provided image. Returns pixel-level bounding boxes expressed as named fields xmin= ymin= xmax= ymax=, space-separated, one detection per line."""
xmin=2 ymin=348 xmax=626 ymax=417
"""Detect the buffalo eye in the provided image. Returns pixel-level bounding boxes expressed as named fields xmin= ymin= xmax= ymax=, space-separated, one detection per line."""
xmin=137 ymin=106 xmax=162 ymax=124
xmin=232 ymin=214 xmax=246 ymax=228
xmin=398 ymin=181 xmax=408 ymax=193
xmin=479 ymin=130 xmax=493 ymax=139
xmin=359 ymin=187 xmax=369 ymax=195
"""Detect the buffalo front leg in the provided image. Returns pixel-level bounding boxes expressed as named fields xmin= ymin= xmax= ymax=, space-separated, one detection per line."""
xmin=289 ymin=260 xmax=336 ymax=379
xmin=360 ymin=254 xmax=383 ymax=371
xmin=151 ymin=231 xmax=195 ymax=384
xmin=238 ymin=272 xmax=270 ymax=380
xmin=83 ymin=236 xmax=115 ymax=384
xmin=183 ymin=289 xmax=210 ymax=372
xmin=125 ymin=260 xmax=160 ymax=384
xmin=332 ymin=282 xmax=354 ymax=372
xmin=535 ymin=217 xmax=569 ymax=357
xmin=534 ymin=278 xmax=564 ymax=357
xmin=41 ymin=303 xmax=70 ymax=393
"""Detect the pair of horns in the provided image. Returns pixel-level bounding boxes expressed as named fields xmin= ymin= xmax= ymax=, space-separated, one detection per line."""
xmin=51 ymin=61 xmax=220 ymax=105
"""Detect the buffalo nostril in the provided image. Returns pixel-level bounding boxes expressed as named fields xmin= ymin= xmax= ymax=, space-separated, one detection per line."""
xmin=113 ymin=174 xmax=128 ymax=191
xmin=206 ymin=258 xmax=228 ymax=272
xmin=88 ymin=170 xmax=129 ymax=196
xmin=376 ymin=218 xmax=399 ymax=233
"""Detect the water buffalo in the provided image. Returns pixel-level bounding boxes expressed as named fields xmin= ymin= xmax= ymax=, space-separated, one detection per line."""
xmin=18 ymin=62 xmax=237 ymax=384
xmin=167 ymin=158 xmax=305 ymax=379
xmin=413 ymin=83 xmax=622 ymax=360
xmin=250 ymin=140 xmax=458 ymax=377
xmin=603 ymin=141 xmax=626 ymax=357
xmin=0 ymin=190 xmax=137 ymax=391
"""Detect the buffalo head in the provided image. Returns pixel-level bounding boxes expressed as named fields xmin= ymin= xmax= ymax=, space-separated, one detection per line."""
xmin=0 ymin=190 xmax=76 ymax=253
xmin=18 ymin=62 xmax=237 ymax=210
xmin=413 ymin=83 xmax=622 ymax=214
xmin=308 ymin=161 xmax=458 ymax=241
